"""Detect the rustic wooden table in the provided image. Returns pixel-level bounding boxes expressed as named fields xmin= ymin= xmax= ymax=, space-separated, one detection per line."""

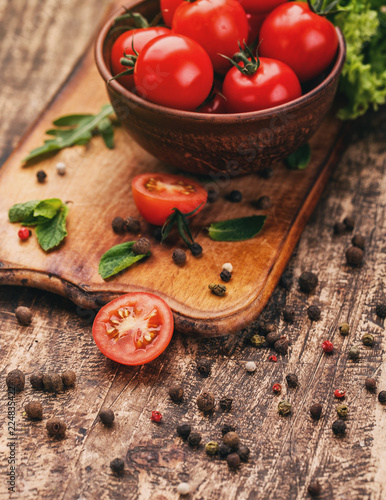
xmin=1 ymin=1 xmax=385 ymax=499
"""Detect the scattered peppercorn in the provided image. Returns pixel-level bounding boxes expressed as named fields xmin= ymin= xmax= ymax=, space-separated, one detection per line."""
xmin=272 ymin=383 xmax=282 ymax=394
xmin=168 ymin=384 xmax=184 ymax=403
xmin=152 ymin=226 xmax=163 ymax=241
xmin=237 ymin=446 xmax=250 ymax=462
xmin=375 ymin=303 xmax=386 ymax=319
xmin=42 ymin=373 xmax=63 ymax=393
xmin=219 ymin=444 xmax=232 ymax=458
xmin=346 ymin=246 xmax=364 ymax=266
xmin=310 ymin=403 xmax=322 ymax=420
xmin=220 ymin=269 xmax=232 ymax=282
xmin=172 ymin=248 xmax=186 ymax=266
xmin=30 ymin=372 xmax=44 ymax=390
xmin=322 ymin=340 xmax=333 ymax=353
xmin=227 ymin=190 xmax=242 ymax=203
xmin=188 ymin=432 xmax=202 ymax=447
xmin=61 ymin=370 xmax=76 ymax=388
xmin=99 ymin=408 xmax=115 ymax=426
xmin=222 ymin=263 xmax=233 ymax=273
xmin=266 ymin=331 xmax=281 ymax=346
xmin=362 ymin=333 xmax=375 ymax=346
xmin=111 ymin=216 xmax=125 ymax=234
xmin=55 ymin=161 xmax=66 ymax=176
xmin=6 ymin=369 xmax=25 ymax=392
xmin=245 ymin=361 xmax=257 ymax=372
xmin=274 ymin=337 xmax=289 ymax=354
xmin=25 ymin=401 xmax=43 ymax=420
xmin=351 ymin=234 xmax=365 ymax=249
xmin=219 ymin=397 xmax=233 ymax=411
xmin=18 ymin=227 xmax=31 ymax=241
xmin=333 ymin=221 xmax=346 ymax=235
xmin=339 ymin=322 xmax=350 ymax=336
xmin=124 ymin=216 xmax=140 ymax=233
xmin=251 ymin=334 xmax=265 ymax=347
xmin=336 ymin=404 xmax=348 ymax=418
xmin=283 ymin=308 xmax=295 ymax=323
xmin=278 ymin=400 xmax=292 ymax=416
xmin=332 ymin=419 xmax=346 ymax=436
xmin=365 ymin=378 xmax=376 ymax=391
xmin=343 ymin=216 xmax=355 ymax=231
xmin=254 ymin=196 xmax=271 ymax=209
xmin=209 ymin=283 xmax=226 ymax=296
xmin=196 ymin=358 xmax=212 ymax=376
xmin=378 ymin=391 xmax=386 ymax=404
xmin=299 ymin=271 xmax=318 ymax=293
xmin=286 ymin=374 xmax=298 ymax=388
xmin=132 ymin=237 xmax=151 ymax=255
xmin=205 ymin=441 xmax=219 ymax=456
xmin=110 ymin=458 xmax=124 ymax=476
xmin=269 ymin=355 xmax=277 ymax=362
xmin=227 ymin=453 xmax=241 ymax=468
xmin=190 ymin=242 xmax=203 ymax=256
xmin=308 ymin=481 xmax=321 ymax=497
xmin=221 ymin=424 xmax=236 ymax=436
xmin=46 ymin=418 xmax=67 ymax=438
xmin=348 ymin=346 xmax=360 ymax=360
xmin=259 ymin=321 xmax=276 ymax=336
xmin=177 ymin=482 xmax=190 ymax=495
xmin=197 ymin=392 xmax=215 ymax=412
xmin=307 ymin=305 xmax=321 ymax=321
xmin=279 ymin=271 xmax=292 ymax=290
xmin=207 ymin=188 xmax=219 ymax=203
xmin=151 ymin=410 xmax=162 ymax=423
xmin=259 ymin=166 xmax=274 ymax=179
xmin=223 ymin=431 xmax=240 ymax=450
xmin=36 ymin=170 xmax=47 ymax=183
xmin=177 ymin=423 xmax=191 ymax=439
xmin=334 ymin=389 xmax=345 ymax=399
xmin=15 ymin=306 xmax=32 ymax=326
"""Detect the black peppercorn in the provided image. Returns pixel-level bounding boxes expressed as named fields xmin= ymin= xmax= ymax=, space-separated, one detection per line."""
xmin=378 ymin=391 xmax=386 ymax=404
xmin=188 ymin=431 xmax=202 ymax=447
xmin=219 ymin=444 xmax=232 ymax=458
xmin=36 ymin=170 xmax=47 ymax=183
xmin=221 ymin=424 xmax=236 ymax=436
xmin=25 ymin=401 xmax=43 ymax=420
xmin=299 ymin=271 xmax=318 ymax=293
xmin=286 ymin=374 xmax=298 ymax=388
xmin=197 ymin=392 xmax=215 ymax=412
xmin=30 ymin=372 xmax=44 ymax=390
xmin=190 ymin=242 xmax=203 ymax=256
xmin=177 ymin=423 xmax=191 ymax=439
xmin=152 ymin=226 xmax=163 ymax=241
xmin=308 ymin=481 xmax=321 ymax=497
xmin=220 ymin=269 xmax=232 ymax=282
xmin=254 ymin=196 xmax=271 ymax=209
xmin=375 ymin=303 xmax=386 ymax=319
xmin=266 ymin=331 xmax=281 ymax=346
xmin=227 ymin=453 xmax=241 ymax=468
xmin=43 ymin=373 xmax=63 ymax=393
xmin=223 ymin=431 xmax=240 ymax=450
xmin=15 ymin=306 xmax=32 ymax=326
xmin=365 ymin=378 xmax=376 ymax=391
xmin=259 ymin=321 xmax=276 ymax=336
xmin=352 ymin=234 xmax=365 ymax=249
xmin=310 ymin=403 xmax=322 ymax=420
xmin=110 ymin=458 xmax=124 ymax=476
xmin=227 ymin=190 xmax=242 ymax=203
xmin=196 ymin=358 xmax=212 ymax=376
xmin=172 ymin=248 xmax=186 ymax=266
xmin=346 ymin=246 xmax=363 ymax=266
xmin=61 ymin=370 xmax=76 ymax=388
xmin=283 ymin=308 xmax=295 ymax=323
xmin=219 ymin=397 xmax=233 ymax=411
xmin=307 ymin=305 xmax=321 ymax=321
xmin=207 ymin=188 xmax=219 ymax=203
xmin=99 ymin=408 xmax=115 ymax=426
xmin=6 ymin=369 xmax=25 ymax=392
xmin=125 ymin=217 xmax=140 ymax=233
xmin=279 ymin=271 xmax=292 ymax=290
xmin=169 ymin=384 xmax=184 ymax=403
xmin=237 ymin=446 xmax=250 ymax=462
xmin=333 ymin=221 xmax=345 ymax=235
xmin=343 ymin=216 xmax=355 ymax=231
xmin=112 ymin=216 xmax=126 ymax=234
xmin=332 ymin=419 xmax=346 ymax=435
xmin=132 ymin=237 xmax=151 ymax=255
xmin=258 ymin=166 xmax=274 ymax=179
xmin=274 ymin=336 xmax=289 ymax=354
xmin=46 ymin=418 xmax=67 ymax=438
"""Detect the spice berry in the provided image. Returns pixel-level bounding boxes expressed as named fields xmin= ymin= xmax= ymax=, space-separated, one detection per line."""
xmin=322 ymin=340 xmax=333 ymax=353
xmin=18 ymin=227 xmax=31 ymax=241
xmin=151 ymin=410 xmax=162 ymax=423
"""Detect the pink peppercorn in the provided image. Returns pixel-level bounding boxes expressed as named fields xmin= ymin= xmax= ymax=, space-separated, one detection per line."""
xmin=322 ymin=340 xmax=333 ymax=353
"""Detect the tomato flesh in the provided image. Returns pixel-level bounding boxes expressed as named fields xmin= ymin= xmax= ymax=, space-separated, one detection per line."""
xmin=132 ymin=173 xmax=208 ymax=226
xmin=92 ymin=292 xmax=174 ymax=366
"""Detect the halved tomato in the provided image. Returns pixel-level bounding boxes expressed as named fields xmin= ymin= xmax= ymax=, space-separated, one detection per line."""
xmin=132 ymin=173 xmax=208 ymax=226
xmin=92 ymin=292 xmax=174 ymax=366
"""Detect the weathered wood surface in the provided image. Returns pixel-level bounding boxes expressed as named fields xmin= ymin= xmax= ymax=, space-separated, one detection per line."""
xmin=0 ymin=1 xmax=386 ymax=499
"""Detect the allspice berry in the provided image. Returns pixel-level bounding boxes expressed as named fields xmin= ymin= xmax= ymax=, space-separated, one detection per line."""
xmin=42 ymin=373 xmax=63 ymax=393
xmin=168 ymin=384 xmax=184 ymax=403
xmin=132 ymin=237 xmax=151 ymax=255
xmin=307 ymin=305 xmax=321 ymax=321
xmin=36 ymin=170 xmax=47 ymax=183
xmin=375 ymin=303 xmax=386 ymax=319
xmin=205 ymin=441 xmax=219 ymax=456
xmin=188 ymin=431 xmax=202 ymax=447
xmin=221 ymin=423 xmax=236 ymax=436
xmin=110 ymin=458 xmax=124 ymax=476
xmin=219 ymin=444 xmax=232 ymax=458
xmin=308 ymin=481 xmax=321 ymax=497
xmin=226 ymin=453 xmax=241 ymax=469
xmin=255 ymin=195 xmax=271 ymax=209
xmin=378 ymin=391 xmax=386 ymax=404
xmin=266 ymin=331 xmax=281 ymax=346
xmin=15 ymin=306 xmax=32 ymax=326
xmin=223 ymin=431 xmax=240 ymax=450
xmin=237 ymin=446 xmax=250 ymax=462
xmin=125 ymin=217 xmax=140 ymax=233
xmin=310 ymin=403 xmax=322 ymax=420
xmin=286 ymin=374 xmax=298 ymax=388
xmin=346 ymin=246 xmax=364 ymax=266
xmin=299 ymin=271 xmax=318 ymax=293
xmin=278 ymin=400 xmax=292 ymax=416
xmin=219 ymin=397 xmax=233 ymax=411
xmin=343 ymin=216 xmax=355 ymax=231
xmin=352 ymin=234 xmax=365 ymax=249
xmin=172 ymin=248 xmax=186 ymax=266
xmin=6 ymin=369 xmax=25 ymax=392
xmin=177 ymin=423 xmax=191 ymax=439
xmin=339 ymin=323 xmax=350 ymax=336
xmin=332 ymin=419 xmax=346 ymax=436
xmin=274 ymin=337 xmax=289 ymax=354
xmin=283 ymin=308 xmax=295 ymax=323
xmin=348 ymin=346 xmax=360 ymax=360
xmin=333 ymin=222 xmax=345 ymax=235
xmin=259 ymin=321 xmax=276 ymax=336
xmin=197 ymin=392 xmax=215 ymax=412
xmin=336 ymin=404 xmax=348 ymax=418
xmin=99 ymin=408 xmax=115 ymax=426
xmin=25 ymin=401 xmax=43 ymax=420
xmin=111 ymin=216 xmax=126 ymax=234
xmin=196 ymin=358 xmax=212 ymax=376
xmin=30 ymin=372 xmax=44 ymax=390
xmin=362 ymin=333 xmax=374 ymax=346
xmin=61 ymin=370 xmax=76 ymax=388
xmin=46 ymin=418 xmax=66 ymax=438
xmin=365 ymin=378 xmax=376 ymax=391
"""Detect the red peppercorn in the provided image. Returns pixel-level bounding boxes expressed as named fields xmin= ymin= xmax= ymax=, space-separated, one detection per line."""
xmin=151 ymin=410 xmax=162 ymax=423
xmin=334 ymin=389 xmax=345 ymax=399
xmin=18 ymin=227 xmax=31 ymax=241
xmin=269 ymin=355 xmax=277 ymax=362
xmin=322 ymin=340 xmax=333 ymax=353
xmin=272 ymin=383 xmax=281 ymax=394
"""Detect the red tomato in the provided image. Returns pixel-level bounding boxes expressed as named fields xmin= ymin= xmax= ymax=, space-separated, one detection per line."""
xmin=259 ymin=2 xmax=338 ymax=82
xmin=110 ymin=27 xmax=170 ymax=90
xmin=134 ymin=34 xmax=213 ymax=110
xmin=92 ymin=292 xmax=174 ymax=366
xmin=160 ymin=0 xmax=183 ymax=26
xmin=222 ymin=57 xmax=302 ymax=113
xmin=238 ymin=0 xmax=287 ymax=15
xmin=172 ymin=0 xmax=249 ymax=75
xmin=132 ymin=173 xmax=208 ymax=226
xmin=197 ymin=81 xmax=227 ymax=113
xmin=246 ymin=13 xmax=266 ymax=44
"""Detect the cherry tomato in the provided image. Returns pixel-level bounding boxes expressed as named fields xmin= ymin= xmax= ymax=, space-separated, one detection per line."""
xmin=132 ymin=173 xmax=208 ymax=226
xmin=222 ymin=57 xmax=301 ymax=113
xmin=92 ymin=292 xmax=174 ymax=366
xmin=259 ymin=2 xmax=338 ymax=82
xmin=134 ymin=34 xmax=213 ymax=111
xmin=238 ymin=0 xmax=287 ymax=15
xmin=197 ymin=81 xmax=227 ymax=114
xmin=246 ymin=13 xmax=266 ymax=44
xmin=110 ymin=27 xmax=170 ymax=90
xmin=172 ymin=0 xmax=249 ymax=75
xmin=160 ymin=0 xmax=183 ymax=26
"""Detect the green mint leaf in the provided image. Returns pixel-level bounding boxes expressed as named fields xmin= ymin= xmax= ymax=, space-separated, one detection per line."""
xmin=52 ymin=114 xmax=94 ymax=127
xmin=35 ymin=205 xmax=69 ymax=251
xmin=285 ymin=143 xmax=311 ymax=170
xmin=8 ymin=200 xmax=40 ymax=223
xmin=98 ymin=242 xmax=150 ymax=279
xmin=208 ymin=215 xmax=267 ymax=242
xmin=97 ymin=118 xmax=115 ymax=149
xmin=33 ymin=198 xmax=63 ymax=219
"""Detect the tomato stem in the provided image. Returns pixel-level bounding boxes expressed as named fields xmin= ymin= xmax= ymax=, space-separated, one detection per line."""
xmin=220 ymin=41 xmax=260 ymax=76
xmin=307 ymin=0 xmax=340 ymax=15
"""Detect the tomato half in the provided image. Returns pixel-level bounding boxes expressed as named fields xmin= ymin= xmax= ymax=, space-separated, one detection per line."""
xmin=92 ymin=292 xmax=174 ymax=366
xmin=132 ymin=173 xmax=208 ymax=226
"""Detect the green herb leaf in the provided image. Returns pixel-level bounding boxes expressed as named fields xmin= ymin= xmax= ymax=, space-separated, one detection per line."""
xmin=8 ymin=200 xmax=40 ymax=223
xmin=161 ymin=205 xmax=204 ymax=247
xmin=98 ymin=241 xmax=150 ymax=279
xmin=208 ymin=215 xmax=267 ymax=242
xmin=33 ymin=198 xmax=63 ymax=219
xmin=35 ymin=205 xmax=69 ymax=251
xmin=52 ymin=114 xmax=94 ymax=127
xmin=285 ymin=143 xmax=311 ymax=170
xmin=97 ymin=118 xmax=115 ymax=149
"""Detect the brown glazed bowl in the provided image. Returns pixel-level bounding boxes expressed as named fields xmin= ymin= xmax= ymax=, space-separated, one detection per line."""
xmin=95 ymin=0 xmax=346 ymax=176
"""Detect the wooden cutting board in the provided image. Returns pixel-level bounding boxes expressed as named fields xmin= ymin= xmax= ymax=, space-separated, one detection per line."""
xmin=0 ymin=2 xmax=346 ymax=337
